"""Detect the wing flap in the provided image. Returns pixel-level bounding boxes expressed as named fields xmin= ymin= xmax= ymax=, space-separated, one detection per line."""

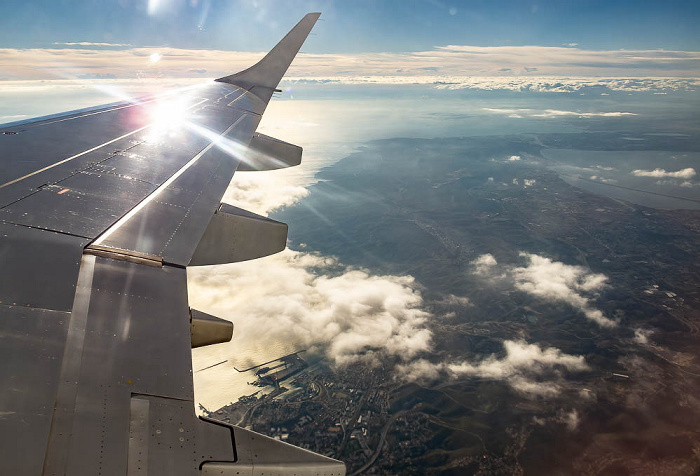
xmin=202 ymin=425 xmax=345 ymax=476
xmin=0 ymin=222 xmax=87 ymax=311
xmin=42 ymin=254 xmax=238 ymax=475
xmin=0 ymin=305 xmax=70 ymax=476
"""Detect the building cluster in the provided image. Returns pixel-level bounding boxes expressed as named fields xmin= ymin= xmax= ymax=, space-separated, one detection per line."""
xmin=203 ymin=362 xmax=434 ymax=473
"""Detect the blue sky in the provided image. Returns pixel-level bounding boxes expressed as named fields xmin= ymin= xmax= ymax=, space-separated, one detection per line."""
xmin=0 ymin=0 xmax=698 ymax=53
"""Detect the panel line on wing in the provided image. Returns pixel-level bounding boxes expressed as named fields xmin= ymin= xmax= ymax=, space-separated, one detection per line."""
xmin=16 ymin=98 xmax=159 ymax=129
xmin=0 ymin=98 xmax=210 ymax=191
xmin=0 ymin=125 xmax=151 ymax=190
xmin=92 ymin=114 xmax=247 ymax=247
xmin=0 ymin=219 xmax=92 ymax=239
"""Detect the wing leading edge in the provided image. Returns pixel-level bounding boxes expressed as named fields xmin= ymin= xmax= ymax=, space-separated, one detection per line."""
xmin=216 ymin=12 xmax=321 ymax=104
xmin=0 ymin=12 xmax=346 ymax=476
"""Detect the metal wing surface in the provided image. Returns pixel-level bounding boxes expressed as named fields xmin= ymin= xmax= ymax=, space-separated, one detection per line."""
xmin=0 ymin=13 xmax=345 ymax=476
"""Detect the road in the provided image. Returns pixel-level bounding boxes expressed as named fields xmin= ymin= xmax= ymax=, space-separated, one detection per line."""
xmin=348 ymin=411 xmax=407 ymax=476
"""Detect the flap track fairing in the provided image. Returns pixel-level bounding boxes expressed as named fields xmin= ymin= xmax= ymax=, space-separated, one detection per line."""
xmin=190 ymin=309 xmax=234 ymax=348
xmin=189 ymin=204 xmax=287 ymax=267
xmin=238 ymin=133 xmax=302 ymax=171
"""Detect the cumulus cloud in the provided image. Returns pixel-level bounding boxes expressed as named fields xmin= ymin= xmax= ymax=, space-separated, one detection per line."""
xmin=508 ymin=155 xmax=521 ymax=161
xmin=472 ymin=253 xmax=498 ymax=275
xmin=560 ymin=409 xmax=580 ymax=431
xmin=631 ymin=167 xmax=696 ymax=179
xmin=221 ymin=171 xmax=309 ymax=215
xmin=471 ymin=252 xmax=615 ymax=327
xmin=188 ymin=249 xmax=432 ymax=368
xmin=398 ymin=340 xmax=589 ymax=397
xmin=633 ymin=328 xmax=652 ymax=344
xmin=511 ymin=253 xmax=615 ymax=327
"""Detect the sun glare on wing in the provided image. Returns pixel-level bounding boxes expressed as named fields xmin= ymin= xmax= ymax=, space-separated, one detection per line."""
xmin=185 ymin=121 xmax=250 ymax=161
xmin=146 ymin=95 xmax=193 ymax=140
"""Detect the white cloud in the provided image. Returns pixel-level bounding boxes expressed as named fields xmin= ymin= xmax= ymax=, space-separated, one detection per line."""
xmin=293 ymin=76 xmax=700 ymax=93
xmin=398 ymin=340 xmax=589 ymax=397
xmin=511 ymin=253 xmax=616 ymax=328
xmin=472 ymin=253 xmax=498 ymax=275
xmin=508 ymin=155 xmax=521 ymax=161
xmin=397 ymin=358 xmax=444 ymax=381
xmin=560 ymin=409 xmax=580 ymax=431
xmin=52 ymin=41 xmax=132 ymax=47
xmin=631 ymin=167 xmax=696 ymax=179
xmin=0 ymin=114 xmax=29 ymax=121
xmin=484 ymin=107 xmax=637 ymax=118
xmin=471 ymin=252 xmax=615 ymax=328
xmin=188 ymin=249 xmax=432 ymax=368
xmin=589 ymin=175 xmax=618 ymax=184
xmin=633 ymin=328 xmax=652 ymax=344
xmin=438 ymin=294 xmax=471 ymax=306
xmin=222 ymin=170 xmax=309 ymax=215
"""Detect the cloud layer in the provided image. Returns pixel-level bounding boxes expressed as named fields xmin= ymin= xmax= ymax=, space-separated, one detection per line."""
xmin=293 ymin=76 xmax=700 ymax=93
xmin=1 ymin=43 xmax=699 ymax=90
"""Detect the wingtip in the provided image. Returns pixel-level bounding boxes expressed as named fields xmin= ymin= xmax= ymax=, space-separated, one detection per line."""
xmin=215 ymin=12 xmax=321 ymax=99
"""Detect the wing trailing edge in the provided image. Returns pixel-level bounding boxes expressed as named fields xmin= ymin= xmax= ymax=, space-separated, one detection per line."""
xmin=238 ymin=132 xmax=303 ymax=171
xmin=215 ymin=12 xmax=321 ymax=103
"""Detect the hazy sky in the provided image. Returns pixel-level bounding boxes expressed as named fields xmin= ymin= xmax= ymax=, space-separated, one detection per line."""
xmin=0 ymin=1 xmax=698 ymax=82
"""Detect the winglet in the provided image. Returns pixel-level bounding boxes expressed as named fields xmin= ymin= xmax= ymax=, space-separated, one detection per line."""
xmin=215 ymin=12 xmax=320 ymax=102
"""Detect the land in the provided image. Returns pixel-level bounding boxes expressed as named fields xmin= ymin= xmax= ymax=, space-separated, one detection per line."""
xmin=208 ymin=132 xmax=700 ymax=474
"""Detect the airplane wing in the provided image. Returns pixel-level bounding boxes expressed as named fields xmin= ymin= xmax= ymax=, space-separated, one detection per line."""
xmin=0 ymin=13 xmax=346 ymax=476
